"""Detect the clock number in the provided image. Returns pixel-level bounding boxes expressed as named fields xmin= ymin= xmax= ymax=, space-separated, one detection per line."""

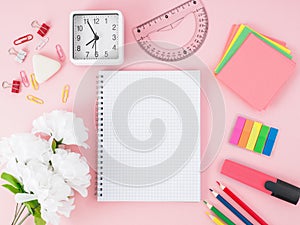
xmin=76 ymin=35 xmax=81 ymax=41
xmin=112 ymin=24 xmax=117 ymax=30
xmin=83 ymin=19 xmax=89 ymax=24
xmin=104 ymin=51 xmax=108 ymax=57
xmin=77 ymin=25 xmax=83 ymax=32
xmin=105 ymin=18 xmax=108 ymax=24
xmin=86 ymin=51 xmax=89 ymax=57
xmin=94 ymin=18 xmax=99 ymax=24
xmin=95 ymin=51 xmax=99 ymax=58
xmin=77 ymin=45 xmax=81 ymax=51
xmin=112 ymin=34 xmax=116 ymax=40
xmin=112 ymin=45 xmax=116 ymax=50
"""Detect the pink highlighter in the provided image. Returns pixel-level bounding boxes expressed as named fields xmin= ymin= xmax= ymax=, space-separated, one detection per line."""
xmin=221 ymin=159 xmax=300 ymax=205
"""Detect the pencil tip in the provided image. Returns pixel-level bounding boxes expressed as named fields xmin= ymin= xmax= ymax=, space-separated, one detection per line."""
xmin=203 ymin=200 xmax=207 ymax=204
xmin=205 ymin=211 xmax=210 ymax=216
xmin=209 ymin=188 xmax=213 ymax=192
xmin=216 ymin=181 xmax=220 ymax=186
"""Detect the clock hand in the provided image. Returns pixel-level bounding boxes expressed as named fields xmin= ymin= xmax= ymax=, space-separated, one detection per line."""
xmin=87 ymin=20 xmax=97 ymax=37
xmin=86 ymin=38 xmax=95 ymax=46
xmin=94 ymin=39 xmax=97 ymax=55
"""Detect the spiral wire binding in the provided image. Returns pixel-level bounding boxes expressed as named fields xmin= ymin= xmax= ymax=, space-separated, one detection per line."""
xmin=96 ymin=74 xmax=104 ymax=199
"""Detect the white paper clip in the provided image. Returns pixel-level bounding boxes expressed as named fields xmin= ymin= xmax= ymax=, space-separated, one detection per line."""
xmin=8 ymin=47 xmax=27 ymax=63
xmin=36 ymin=37 xmax=49 ymax=51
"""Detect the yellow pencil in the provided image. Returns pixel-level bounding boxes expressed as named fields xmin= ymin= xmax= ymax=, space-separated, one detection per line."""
xmin=206 ymin=212 xmax=226 ymax=225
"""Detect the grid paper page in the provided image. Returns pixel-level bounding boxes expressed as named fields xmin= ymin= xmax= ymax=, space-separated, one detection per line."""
xmin=97 ymin=70 xmax=200 ymax=202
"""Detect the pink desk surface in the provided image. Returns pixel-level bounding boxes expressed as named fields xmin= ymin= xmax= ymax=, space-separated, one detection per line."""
xmin=1 ymin=0 xmax=300 ymax=224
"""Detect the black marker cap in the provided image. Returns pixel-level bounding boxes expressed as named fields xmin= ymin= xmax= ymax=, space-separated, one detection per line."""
xmin=265 ymin=179 xmax=300 ymax=205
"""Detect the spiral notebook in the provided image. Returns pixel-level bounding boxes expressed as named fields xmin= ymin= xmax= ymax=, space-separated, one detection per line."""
xmin=97 ymin=70 xmax=201 ymax=202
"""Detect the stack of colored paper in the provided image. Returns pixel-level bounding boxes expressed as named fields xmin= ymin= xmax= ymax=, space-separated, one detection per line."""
xmin=230 ymin=116 xmax=278 ymax=156
xmin=215 ymin=24 xmax=296 ymax=110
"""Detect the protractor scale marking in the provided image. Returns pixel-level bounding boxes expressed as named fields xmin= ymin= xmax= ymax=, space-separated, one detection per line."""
xmin=133 ymin=0 xmax=209 ymax=61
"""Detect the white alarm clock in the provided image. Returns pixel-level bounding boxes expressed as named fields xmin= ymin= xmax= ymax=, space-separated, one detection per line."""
xmin=70 ymin=10 xmax=124 ymax=65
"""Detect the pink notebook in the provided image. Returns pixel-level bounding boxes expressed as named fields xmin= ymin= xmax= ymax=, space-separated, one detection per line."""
xmin=217 ymin=33 xmax=296 ymax=110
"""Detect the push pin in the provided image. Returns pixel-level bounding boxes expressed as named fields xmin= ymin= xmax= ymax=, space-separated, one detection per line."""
xmin=31 ymin=20 xmax=50 ymax=37
xmin=8 ymin=47 xmax=27 ymax=63
xmin=2 ymin=80 xmax=21 ymax=93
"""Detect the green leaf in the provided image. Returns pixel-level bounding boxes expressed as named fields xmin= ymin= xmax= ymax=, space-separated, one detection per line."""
xmin=51 ymin=139 xmax=57 ymax=151
xmin=34 ymin=215 xmax=46 ymax=225
xmin=24 ymin=200 xmax=40 ymax=215
xmin=1 ymin=172 xmax=21 ymax=189
xmin=32 ymin=204 xmax=46 ymax=225
xmin=24 ymin=202 xmax=34 ymax=215
xmin=2 ymin=184 xmax=20 ymax=194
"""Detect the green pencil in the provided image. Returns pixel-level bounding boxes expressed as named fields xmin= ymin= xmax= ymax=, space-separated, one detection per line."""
xmin=203 ymin=200 xmax=236 ymax=225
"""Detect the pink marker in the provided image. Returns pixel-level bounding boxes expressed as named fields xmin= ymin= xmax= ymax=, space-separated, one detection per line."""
xmin=221 ymin=159 xmax=300 ymax=205
xmin=229 ymin=116 xmax=246 ymax=145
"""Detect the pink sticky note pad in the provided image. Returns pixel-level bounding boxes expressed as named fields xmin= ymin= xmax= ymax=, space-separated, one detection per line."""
xmin=217 ymin=33 xmax=296 ymax=110
xmin=229 ymin=116 xmax=246 ymax=145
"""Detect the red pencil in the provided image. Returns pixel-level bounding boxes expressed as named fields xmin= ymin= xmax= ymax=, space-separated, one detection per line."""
xmin=217 ymin=181 xmax=268 ymax=225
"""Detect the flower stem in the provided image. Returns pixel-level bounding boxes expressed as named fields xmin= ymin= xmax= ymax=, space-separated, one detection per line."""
xmin=16 ymin=212 xmax=31 ymax=225
xmin=12 ymin=204 xmax=26 ymax=225
xmin=11 ymin=203 xmax=19 ymax=225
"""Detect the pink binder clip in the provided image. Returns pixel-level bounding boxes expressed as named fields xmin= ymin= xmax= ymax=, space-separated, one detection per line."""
xmin=2 ymin=80 xmax=21 ymax=93
xmin=31 ymin=20 xmax=50 ymax=37
xmin=20 ymin=71 xmax=30 ymax=87
xmin=56 ymin=44 xmax=65 ymax=62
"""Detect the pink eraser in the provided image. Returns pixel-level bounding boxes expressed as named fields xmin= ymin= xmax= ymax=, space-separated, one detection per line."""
xmin=229 ymin=116 xmax=246 ymax=145
xmin=221 ymin=159 xmax=276 ymax=194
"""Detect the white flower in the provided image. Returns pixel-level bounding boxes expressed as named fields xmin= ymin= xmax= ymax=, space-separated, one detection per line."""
xmin=15 ymin=168 xmax=74 ymax=225
xmin=32 ymin=110 xmax=89 ymax=149
xmin=0 ymin=133 xmax=51 ymax=167
xmin=51 ymin=148 xmax=91 ymax=197
xmin=1 ymin=111 xmax=91 ymax=225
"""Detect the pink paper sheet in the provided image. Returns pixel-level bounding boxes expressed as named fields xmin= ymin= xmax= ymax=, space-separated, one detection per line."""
xmin=217 ymin=33 xmax=296 ymax=110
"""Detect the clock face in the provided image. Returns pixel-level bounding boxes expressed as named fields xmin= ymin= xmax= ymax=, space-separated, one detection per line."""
xmin=70 ymin=11 xmax=124 ymax=65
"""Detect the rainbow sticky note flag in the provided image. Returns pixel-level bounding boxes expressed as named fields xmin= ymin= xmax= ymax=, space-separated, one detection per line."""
xmin=230 ymin=116 xmax=278 ymax=156
xmin=215 ymin=24 xmax=296 ymax=110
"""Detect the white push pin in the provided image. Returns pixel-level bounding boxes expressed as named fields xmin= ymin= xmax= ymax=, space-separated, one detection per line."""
xmin=32 ymin=54 xmax=61 ymax=83
xmin=8 ymin=47 xmax=27 ymax=63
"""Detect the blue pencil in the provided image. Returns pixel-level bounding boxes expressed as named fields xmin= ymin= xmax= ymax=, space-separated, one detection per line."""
xmin=209 ymin=189 xmax=253 ymax=225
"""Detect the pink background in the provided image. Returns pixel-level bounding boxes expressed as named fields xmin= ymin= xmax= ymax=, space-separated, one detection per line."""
xmin=1 ymin=0 xmax=300 ymax=224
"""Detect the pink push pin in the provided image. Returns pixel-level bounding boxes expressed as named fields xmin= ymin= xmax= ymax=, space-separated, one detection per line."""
xmin=31 ymin=20 xmax=50 ymax=37
xmin=2 ymin=80 xmax=21 ymax=93
xmin=20 ymin=71 xmax=30 ymax=87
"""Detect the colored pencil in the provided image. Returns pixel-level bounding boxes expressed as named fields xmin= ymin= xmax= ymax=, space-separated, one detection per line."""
xmin=203 ymin=200 xmax=236 ymax=225
xmin=210 ymin=189 xmax=253 ymax=225
xmin=206 ymin=212 xmax=226 ymax=225
xmin=217 ymin=181 xmax=268 ymax=225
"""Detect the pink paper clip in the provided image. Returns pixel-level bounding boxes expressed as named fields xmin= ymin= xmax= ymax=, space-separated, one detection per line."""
xmin=20 ymin=71 xmax=30 ymax=87
xmin=14 ymin=34 xmax=33 ymax=45
xmin=56 ymin=44 xmax=65 ymax=62
xmin=31 ymin=20 xmax=50 ymax=37
xmin=2 ymin=80 xmax=21 ymax=93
